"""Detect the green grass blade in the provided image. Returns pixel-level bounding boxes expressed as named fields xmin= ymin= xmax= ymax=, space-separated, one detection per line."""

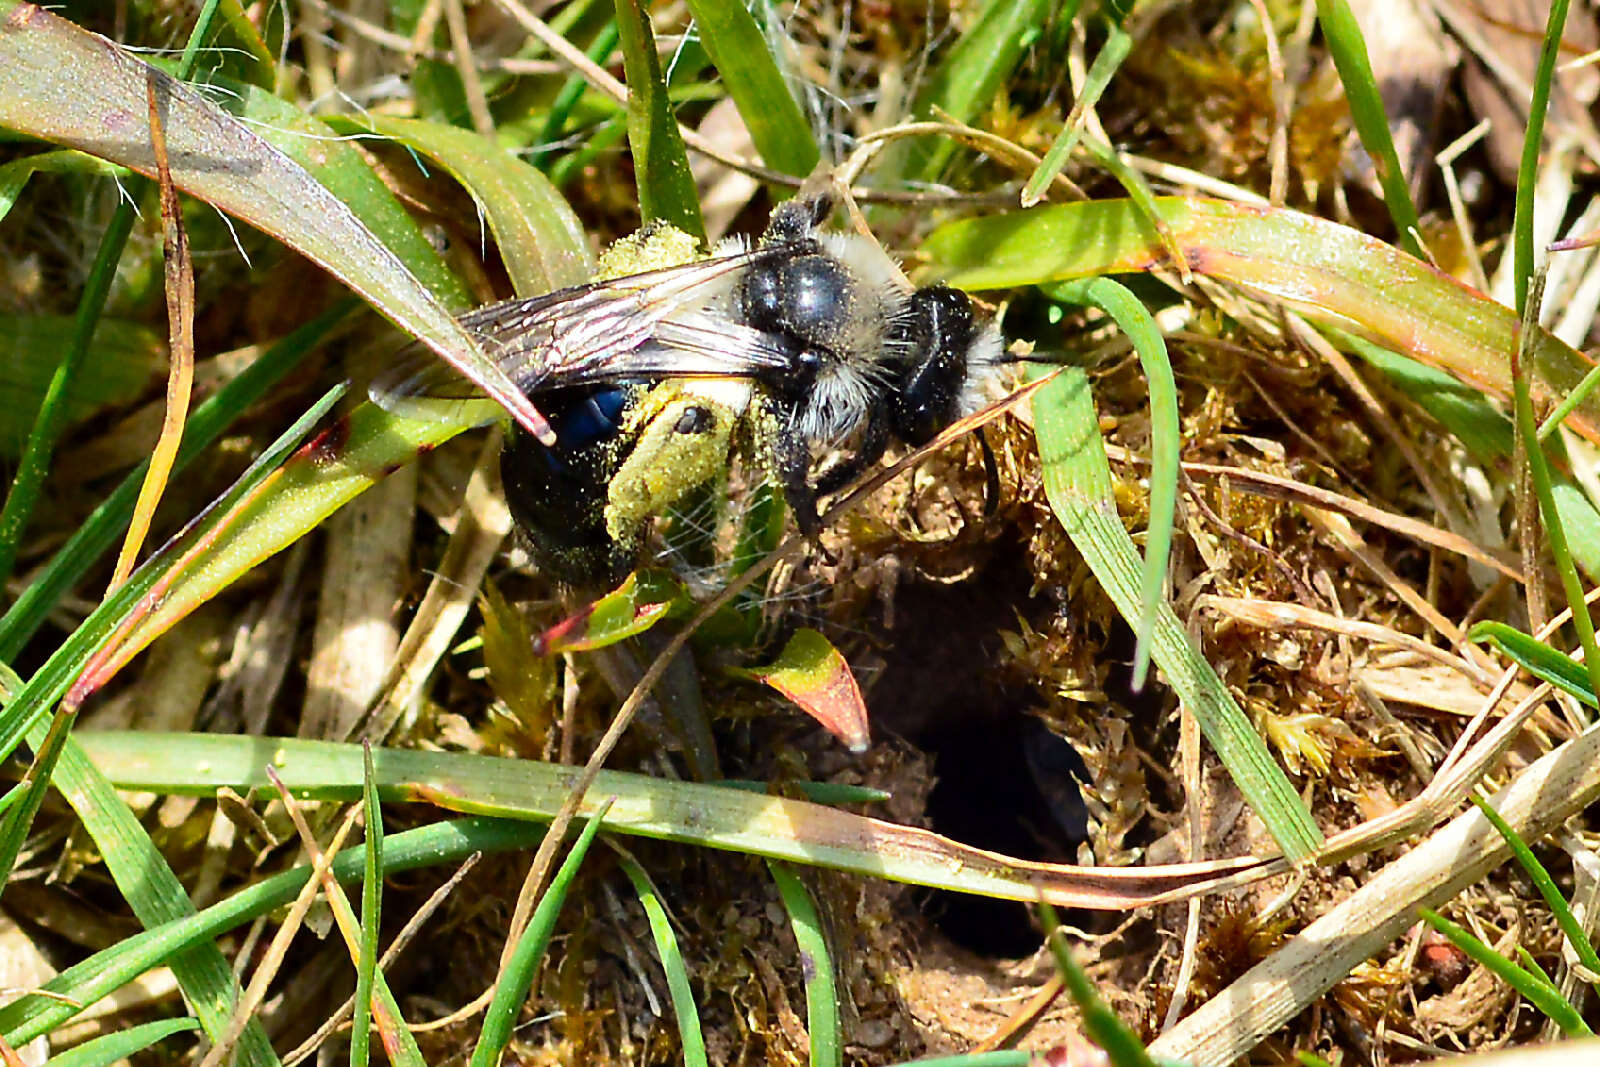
xmin=174 ymin=0 xmax=224 ymax=79
xmin=1540 ymin=364 xmax=1600 ymax=442
xmin=0 ymin=301 xmax=353 ymax=661
xmin=1471 ymin=794 xmax=1600 ymax=984
xmin=19 ymin=733 xmax=280 ymax=1065
xmin=537 ymin=20 xmax=622 ymax=171
xmin=1021 ymin=19 xmax=1130 ymax=206
xmin=617 ymin=852 xmax=709 ymax=1067
xmin=351 ymin=743 xmax=384 ymax=1067
xmin=0 ymin=817 xmax=546 ymax=1045
xmin=908 ymin=0 xmax=1064 ymax=182
xmin=324 ymin=115 xmax=594 ymax=296
xmin=44 ymin=1017 xmax=200 ymax=1067
xmin=1510 ymin=0 xmax=1571 ymax=315
xmin=684 ymin=0 xmax=819 ymax=178
xmin=767 ymin=861 xmax=840 ymax=1067
xmin=75 ymin=731 xmax=1249 ymax=909
xmin=1029 ymin=366 xmax=1321 ymax=862
xmin=1469 ymin=621 xmax=1595 ymax=707
xmin=1509 ymin=278 xmax=1600 ymax=710
xmin=1314 ymin=0 xmax=1421 ymax=256
xmin=1044 ymin=278 xmax=1176 ymax=689
xmin=1040 ymin=902 xmax=1156 ymax=1067
xmin=0 ymin=194 xmax=137 ymax=588
xmin=471 ymin=798 xmax=614 ymax=1067
xmin=613 ymin=0 xmax=704 ymax=238
xmin=925 ymin=198 xmax=1600 ymax=447
xmin=1418 ymin=907 xmax=1592 ymax=1035
xmin=0 ymin=386 xmax=345 ymax=773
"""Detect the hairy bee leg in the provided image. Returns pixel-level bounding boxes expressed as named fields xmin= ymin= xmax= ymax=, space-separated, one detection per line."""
xmin=813 ymin=409 xmax=891 ymax=498
xmin=770 ymin=417 xmax=835 ymax=561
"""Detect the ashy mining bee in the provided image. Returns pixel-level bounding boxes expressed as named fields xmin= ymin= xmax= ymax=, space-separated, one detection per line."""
xmin=373 ymin=190 xmax=1005 ymax=587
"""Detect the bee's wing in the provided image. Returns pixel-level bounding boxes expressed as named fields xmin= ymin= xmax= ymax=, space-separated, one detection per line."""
xmin=370 ymin=247 xmax=798 ymax=425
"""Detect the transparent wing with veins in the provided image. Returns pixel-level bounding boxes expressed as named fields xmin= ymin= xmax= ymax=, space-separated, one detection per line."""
xmin=370 ymin=244 xmax=801 ymax=426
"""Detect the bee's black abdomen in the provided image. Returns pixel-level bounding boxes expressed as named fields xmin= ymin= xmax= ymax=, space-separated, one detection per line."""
xmin=890 ymin=285 xmax=977 ymax=445
xmin=561 ymin=388 xmax=630 ymax=451
xmin=501 ymin=384 xmax=640 ymax=587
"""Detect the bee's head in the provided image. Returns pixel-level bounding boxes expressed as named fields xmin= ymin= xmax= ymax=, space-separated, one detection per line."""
xmin=763 ymin=192 xmax=834 ymax=244
xmin=889 ymin=286 xmax=1003 ymax=445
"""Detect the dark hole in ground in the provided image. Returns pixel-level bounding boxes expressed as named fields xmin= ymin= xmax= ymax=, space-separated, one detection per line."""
xmin=867 ymin=550 xmax=1118 ymax=958
xmin=920 ymin=716 xmax=1092 ymax=957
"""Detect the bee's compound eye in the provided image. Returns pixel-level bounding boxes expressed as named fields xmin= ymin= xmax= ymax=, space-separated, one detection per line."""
xmin=674 ymin=405 xmax=715 ymax=435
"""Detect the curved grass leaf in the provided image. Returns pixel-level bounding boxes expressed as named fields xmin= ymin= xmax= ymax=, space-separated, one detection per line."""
xmin=0 ymin=384 xmax=342 ymax=788
xmin=1029 ymin=366 xmax=1322 ymax=862
xmin=1468 ymin=620 xmax=1595 ymax=708
xmin=617 ymin=852 xmax=709 ymax=1067
xmin=1417 ymin=907 xmax=1592 ymax=1035
xmin=1021 ymin=18 xmax=1130 ymax=206
xmin=1043 ymin=278 xmax=1176 ymax=690
xmin=77 ymin=730 xmax=1279 ymax=907
xmin=44 ymin=1017 xmax=200 ymax=1067
xmin=470 ymin=798 xmax=613 ymax=1067
xmin=323 ymin=114 xmax=593 ymax=297
xmin=926 ymin=198 xmax=1600 ymax=447
xmin=768 ymin=862 xmax=839 ymax=1067
xmin=614 ymin=0 xmax=704 ymax=238
xmin=684 ymin=0 xmax=819 ymax=178
xmin=0 ymin=817 xmax=546 ymax=1045
xmin=1509 ymin=0 xmax=1571 ymax=314
xmin=1314 ymin=0 xmax=1421 ymax=256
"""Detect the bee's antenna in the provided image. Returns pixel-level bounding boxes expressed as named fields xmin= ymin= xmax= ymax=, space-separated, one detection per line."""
xmin=998 ymin=346 xmax=1074 ymax=367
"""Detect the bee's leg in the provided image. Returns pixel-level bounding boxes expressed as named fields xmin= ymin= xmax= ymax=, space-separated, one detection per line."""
xmin=770 ymin=419 xmax=823 ymax=542
xmin=813 ymin=410 xmax=891 ymax=498
xmin=977 ymin=428 xmax=1001 ymax=517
